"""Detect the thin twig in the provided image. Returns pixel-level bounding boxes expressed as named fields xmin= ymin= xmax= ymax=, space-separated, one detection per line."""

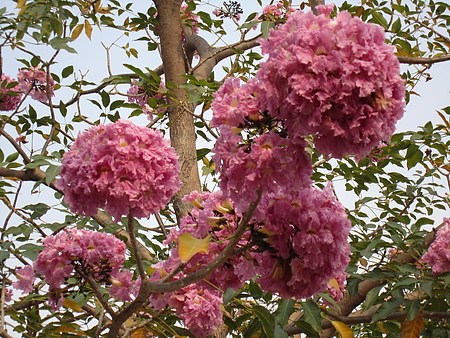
xmin=127 ymin=212 xmax=146 ymax=281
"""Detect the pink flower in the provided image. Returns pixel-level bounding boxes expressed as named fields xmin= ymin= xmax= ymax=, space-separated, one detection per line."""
xmin=127 ymin=81 xmax=167 ymax=120
xmin=0 ymin=74 xmax=22 ymax=111
xmin=213 ymin=127 xmax=312 ymax=212
xmin=109 ymin=269 xmax=136 ymax=302
xmin=34 ymin=228 xmax=126 ymax=289
xmin=161 ymin=190 xmax=257 ymax=291
xmin=422 ymin=218 xmax=450 ymax=276
xmin=12 ymin=266 xmax=36 ymax=294
xmin=56 ymin=120 xmax=182 ymax=220
xmin=168 ymin=284 xmax=223 ymax=338
xmin=17 ymin=66 xmax=55 ymax=102
xmin=252 ymin=183 xmax=351 ymax=299
xmin=257 ymin=4 xmax=405 ymax=158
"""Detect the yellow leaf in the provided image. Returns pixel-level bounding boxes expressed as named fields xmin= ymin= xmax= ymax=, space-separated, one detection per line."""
xmin=71 ymin=24 xmax=84 ymax=40
xmin=62 ymin=299 xmax=84 ymax=312
xmin=328 ymin=278 xmax=340 ymax=291
xmin=131 ymin=328 xmax=149 ymax=338
xmin=53 ymin=325 xmax=86 ymax=336
xmin=331 ymin=321 xmax=353 ymax=338
xmin=178 ymin=233 xmax=211 ymax=263
xmin=16 ymin=0 xmax=27 ymax=8
xmin=400 ymin=308 xmax=424 ymax=338
xmin=436 ymin=110 xmax=450 ymax=128
xmin=84 ymin=19 xmax=93 ymax=40
xmin=377 ymin=322 xmax=389 ymax=334
xmin=97 ymin=6 xmax=112 ymax=14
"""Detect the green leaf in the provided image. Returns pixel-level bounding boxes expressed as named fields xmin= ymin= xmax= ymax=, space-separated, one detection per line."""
xmin=302 ymin=300 xmax=322 ymax=332
xmin=61 ymin=65 xmax=74 ymax=78
xmin=261 ymin=21 xmax=275 ymax=38
xmin=275 ymin=298 xmax=295 ymax=327
xmin=5 ymin=152 xmax=19 ymax=163
xmin=370 ymin=11 xmax=388 ymax=29
xmin=18 ymin=243 xmax=43 ymax=260
xmin=405 ymin=299 xmax=421 ymax=322
xmin=196 ymin=148 xmax=210 ymax=161
xmin=253 ymin=305 xmax=276 ymax=338
xmin=223 ymin=287 xmax=240 ymax=306
xmin=363 ymin=285 xmax=382 ymax=311
xmin=101 ymin=90 xmax=110 ymax=107
xmin=421 ymin=280 xmax=434 ymax=296
xmin=23 ymin=203 xmax=50 ymax=219
xmin=49 ymin=37 xmax=77 ymax=53
xmin=59 ymin=100 xmax=67 ymax=117
xmin=391 ymin=18 xmax=401 ymax=33
xmin=372 ymin=297 xmax=403 ymax=322
xmin=123 ymin=64 xmax=148 ymax=80
xmin=45 ymin=165 xmax=60 ymax=185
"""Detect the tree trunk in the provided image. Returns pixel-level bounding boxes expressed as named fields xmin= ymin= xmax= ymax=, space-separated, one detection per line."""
xmin=154 ymin=0 xmax=202 ymax=221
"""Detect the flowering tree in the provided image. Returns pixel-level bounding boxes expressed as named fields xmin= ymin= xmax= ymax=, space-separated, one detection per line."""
xmin=0 ymin=0 xmax=450 ymax=337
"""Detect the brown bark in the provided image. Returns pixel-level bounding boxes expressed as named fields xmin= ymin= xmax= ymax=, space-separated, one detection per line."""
xmin=154 ymin=0 xmax=202 ymax=221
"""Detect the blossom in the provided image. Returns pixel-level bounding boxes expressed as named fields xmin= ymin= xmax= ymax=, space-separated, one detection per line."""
xmin=213 ymin=127 xmax=312 ymax=212
xmin=168 ymin=284 xmax=223 ymax=338
xmin=34 ymin=228 xmax=126 ymax=289
xmin=161 ymin=190 xmax=257 ymax=291
xmin=422 ymin=218 xmax=450 ymax=276
xmin=257 ymin=4 xmax=405 ymax=158
xmin=109 ymin=269 xmax=136 ymax=302
xmin=17 ymin=66 xmax=55 ymax=102
xmin=127 ymin=81 xmax=167 ymax=120
xmin=0 ymin=74 xmax=22 ymax=111
xmin=252 ymin=183 xmax=351 ymax=299
xmin=56 ymin=119 xmax=182 ymax=220
xmin=12 ymin=266 xmax=36 ymax=294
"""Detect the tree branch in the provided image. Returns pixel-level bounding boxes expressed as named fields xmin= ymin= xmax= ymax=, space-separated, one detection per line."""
xmin=398 ymin=54 xmax=450 ymax=64
xmin=107 ymin=191 xmax=261 ymax=337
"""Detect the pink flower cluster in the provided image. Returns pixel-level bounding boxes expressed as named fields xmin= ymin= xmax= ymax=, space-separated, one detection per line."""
xmin=181 ymin=4 xmax=199 ymax=38
xmin=34 ymin=228 xmax=126 ymax=290
xmin=422 ymin=218 xmax=450 ymax=276
xmin=56 ymin=120 xmax=182 ymax=221
xmin=262 ymin=2 xmax=295 ymax=20
xmin=152 ymin=186 xmax=350 ymax=335
xmin=17 ymin=66 xmax=55 ymax=102
xmin=0 ymin=74 xmax=22 ymax=111
xmin=127 ymin=80 xmax=167 ymax=120
xmin=211 ymin=77 xmax=312 ymax=212
xmin=12 ymin=266 xmax=36 ymax=294
xmin=258 ymin=5 xmax=405 ymax=158
xmin=21 ymin=228 xmax=134 ymax=309
xmin=148 ymin=191 xmax=257 ymax=336
xmin=252 ymin=184 xmax=351 ymax=299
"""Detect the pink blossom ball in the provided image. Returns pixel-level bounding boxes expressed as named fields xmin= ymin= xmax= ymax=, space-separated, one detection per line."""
xmin=422 ymin=218 xmax=450 ymax=276
xmin=34 ymin=228 xmax=127 ymax=290
xmin=213 ymin=127 xmax=312 ymax=212
xmin=258 ymin=5 xmax=405 ymax=158
xmin=253 ymin=183 xmax=351 ymax=299
xmin=0 ymin=74 xmax=22 ymax=111
xmin=17 ymin=66 xmax=55 ymax=102
xmin=56 ymin=120 xmax=182 ymax=220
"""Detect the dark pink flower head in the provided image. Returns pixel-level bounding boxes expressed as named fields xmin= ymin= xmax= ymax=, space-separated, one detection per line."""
xmin=34 ymin=228 xmax=126 ymax=290
xmin=213 ymin=127 xmax=312 ymax=212
xmin=257 ymin=4 xmax=405 ymax=158
xmin=56 ymin=119 xmax=182 ymax=220
xmin=127 ymin=80 xmax=167 ymax=120
xmin=252 ymin=183 xmax=351 ymax=299
xmin=12 ymin=266 xmax=36 ymax=294
xmin=0 ymin=74 xmax=22 ymax=111
xmin=211 ymin=77 xmax=262 ymax=128
xmin=422 ymin=218 xmax=450 ymax=276
xmin=17 ymin=66 xmax=55 ymax=102
xmin=168 ymin=284 xmax=223 ymax=338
